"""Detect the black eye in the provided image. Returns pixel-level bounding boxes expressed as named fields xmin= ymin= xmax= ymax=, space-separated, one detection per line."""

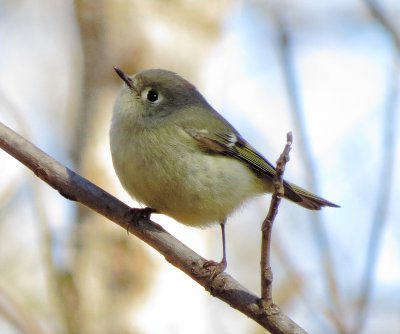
xmin=147 ymin=89 xmax=159 ymax=102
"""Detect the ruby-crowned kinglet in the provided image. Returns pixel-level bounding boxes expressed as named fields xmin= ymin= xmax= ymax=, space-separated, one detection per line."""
xmin=110 ymin=68 xmax=338 ymax=271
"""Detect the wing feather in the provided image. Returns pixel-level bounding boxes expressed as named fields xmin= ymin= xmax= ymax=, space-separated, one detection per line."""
xmin=186 ymin=129 xmax=339 ymax=209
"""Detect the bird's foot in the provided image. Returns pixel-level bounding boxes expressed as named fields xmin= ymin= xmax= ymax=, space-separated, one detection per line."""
xmin=202 ymin=258 xmax=227 ymax=278
xmin=125 ymin=207 xmax=157 ymax=234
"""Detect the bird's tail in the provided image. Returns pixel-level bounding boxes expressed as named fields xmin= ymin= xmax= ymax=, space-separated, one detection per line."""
xmin=282 ymin=181 xmax=339 ymax=210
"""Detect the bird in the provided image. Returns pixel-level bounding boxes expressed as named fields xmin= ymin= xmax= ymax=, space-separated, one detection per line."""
xmin=110 ymin=67 xmax=339 ymax=272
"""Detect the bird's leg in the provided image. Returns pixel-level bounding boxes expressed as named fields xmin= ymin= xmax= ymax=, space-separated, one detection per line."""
xmin=220 ymin=219 xmax=227 ymax=268
xmin=203 ymin=219 xmax=227 ymax=274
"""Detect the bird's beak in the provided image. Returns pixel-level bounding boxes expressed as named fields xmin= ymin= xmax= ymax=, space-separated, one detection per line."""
xmin=114 ymin=67 xmax=134 ymax=89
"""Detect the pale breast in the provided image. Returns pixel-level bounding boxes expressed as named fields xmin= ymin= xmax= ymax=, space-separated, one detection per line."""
xmin=110 ymin=123 xmax=264 ymax=227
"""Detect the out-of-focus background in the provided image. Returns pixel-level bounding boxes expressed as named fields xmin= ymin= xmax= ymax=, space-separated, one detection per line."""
xmin=1 ymin=1 xmax=399 ymax=333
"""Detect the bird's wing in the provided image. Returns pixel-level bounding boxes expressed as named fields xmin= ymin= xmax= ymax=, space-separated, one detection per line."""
xmin=186 ymin=129 xmax=277 ymax=180
xmin=186 ymin=128 xmax=339 ymax=209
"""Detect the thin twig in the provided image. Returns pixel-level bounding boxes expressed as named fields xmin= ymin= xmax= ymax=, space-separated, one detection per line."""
xmin=261 ymin=132 xmax=293 ymax=303
xmin=0 ymin=122 xmax=308 ymax=334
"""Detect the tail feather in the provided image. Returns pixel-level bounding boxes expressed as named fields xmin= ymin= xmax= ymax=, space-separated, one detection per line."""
xmin=283 ymin=181 xmax=339 ymax=210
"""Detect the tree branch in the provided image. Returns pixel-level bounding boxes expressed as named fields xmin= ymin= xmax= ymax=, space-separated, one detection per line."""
xmin=0 ymin=121 xmax=307 ymax=334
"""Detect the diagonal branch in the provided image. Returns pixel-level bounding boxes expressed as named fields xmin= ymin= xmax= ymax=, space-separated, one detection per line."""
xmin=0 ymin=121 xmax=307 ymax=334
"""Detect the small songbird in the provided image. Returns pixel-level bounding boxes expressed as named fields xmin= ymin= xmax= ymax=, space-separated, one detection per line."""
xmin=110 ymin=68 xmax=339 ymax=271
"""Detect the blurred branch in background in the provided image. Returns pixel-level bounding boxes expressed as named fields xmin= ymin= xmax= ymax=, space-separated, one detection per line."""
xmin=353 ymin=1 xmax=400 ymax=333
xmin=30 ymin=177 xmax=79 ymax=334
xmin=272 ymin=15 xmax=345 ymax=333
xmin=0 ymin=89 xmax=74 ymax=333
xmin=0 ymin=285 xmax=45 ymax=334
xmin=69 ymin=2 xmax=154 ymax=333
xmin=364 ymin=0 xmax=400 ymax=50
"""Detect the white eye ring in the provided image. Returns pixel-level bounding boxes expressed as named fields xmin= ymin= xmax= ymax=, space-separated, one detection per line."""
xmin=141 ymin=87 xmax=162 ymax=104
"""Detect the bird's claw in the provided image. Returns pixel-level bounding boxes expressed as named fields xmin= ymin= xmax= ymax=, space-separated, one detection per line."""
xmin=202 ymin=258 xmax=227 ymax=278
xmin=125 ymin=207 xmax=157 ymax=234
